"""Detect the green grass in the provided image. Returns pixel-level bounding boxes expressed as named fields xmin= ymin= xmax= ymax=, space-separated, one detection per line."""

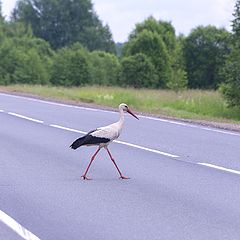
xmin=1 ymin=84 xmax=240 ymax=123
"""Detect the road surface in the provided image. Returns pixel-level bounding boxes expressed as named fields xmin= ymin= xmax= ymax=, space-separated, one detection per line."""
xmin=0 ymin=92 xmax=240 ymax=240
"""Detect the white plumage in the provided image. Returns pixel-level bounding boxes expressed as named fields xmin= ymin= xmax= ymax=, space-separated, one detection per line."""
xmin=70 ymin=103 xmax=139 ymax=180
xmin=91 ymin=123 xmax=120 ymax=143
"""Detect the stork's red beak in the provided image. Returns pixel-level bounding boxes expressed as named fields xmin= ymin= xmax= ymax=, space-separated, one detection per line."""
xmin=127 ymin=108 xmax=139 ymax=120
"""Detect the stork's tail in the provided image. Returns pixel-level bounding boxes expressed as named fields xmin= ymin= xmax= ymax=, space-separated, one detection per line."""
xmin=70 ymin=136 xmax=86 ymax=150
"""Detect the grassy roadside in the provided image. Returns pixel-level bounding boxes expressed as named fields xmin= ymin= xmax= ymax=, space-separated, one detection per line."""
xmin=1 ymin=84 xmax=240 ymax=124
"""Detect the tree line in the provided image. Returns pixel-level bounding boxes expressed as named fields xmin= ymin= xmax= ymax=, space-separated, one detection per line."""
xmin=0 ymin=0 xmax=240 ymax=107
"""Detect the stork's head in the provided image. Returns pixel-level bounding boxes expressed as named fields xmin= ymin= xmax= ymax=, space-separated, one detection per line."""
xmin=119 ymin=103 xmax=139 ymax=120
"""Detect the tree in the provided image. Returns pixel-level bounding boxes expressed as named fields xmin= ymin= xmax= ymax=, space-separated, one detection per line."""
xmin=0 ymin=2 xmax=4 ymax=42
xmin=220 ymin=48 xmax=240 ymax=107
xmin=124 ymin=29 xmax=171 ymax=88
xmin=50 ymin=43 xmax=90 ymax=86
xmin=4 ymin=21 xmax=33 ymax=39
xmin=0 ymin=1 xmax=3 ymax=20
xmin=167 ymin=35 xmax=188 ymax=91
xmin=0 ymin=37 xmax=51 ymax=85
xmin=0 ymin=0 xmax=7 ymax=41
xmin=128 ymin=16 xmax=176 ymax=54
xmin=123 ymin=16 xmax=188 ymax=89
xmin=88 ymin=51 xmax=120 ymax=85
xmin=220 ymin=0 xmax=240 ymax=107
xmin=115 ymin=42 xmax=124 ymax=57
xmin=0 ymin=19 xmax=53 ymax=85
xmin=183 ymin=25 xmax=231 ymax=89
xmin=232 ymin=0 xmax=240 ymax=39
xmin=119 ymin=53 xmax=157 ymax=88
xmin=12 ymin=0 xmax=115 ymax=52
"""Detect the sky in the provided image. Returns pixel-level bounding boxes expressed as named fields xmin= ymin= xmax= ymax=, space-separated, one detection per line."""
xmin=1 ymin=0 xmax=236 ymax=42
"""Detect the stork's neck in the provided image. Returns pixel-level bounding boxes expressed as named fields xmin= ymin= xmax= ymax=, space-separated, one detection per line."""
xmin=118 ymin=108 xmax=125 ymax=129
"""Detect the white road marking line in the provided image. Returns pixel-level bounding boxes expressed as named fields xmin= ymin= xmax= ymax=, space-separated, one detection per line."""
xmin=142 ymin=115 xmax=240 ymax=136
xmin=8 ymin=112 xmax=44 ymax=124
xmin=0 ymin=210 xmax=40 ymax=240
xmin=114 ymin=140 xmax=179 ymax=158
xmin=1 ymin=92 xmax=239 ymax=137
xmin=0 ymin=93 xmax=111 ymax=113
xmin=198 ymin=163 xmax=240 ymax=175
xmin=199 ymin=127 xmax=240 ymax=136
xmin=50 ymin=124 xmax=87 ymax=134
xmin=140 ymin=115 xmax=188 ymax=126
xmin=0 ymin=110 xmax=4 ymax=112
xmin=3 ymin=111 xmax=179 ymax=158
xmin=50 ymin=124 xmax=179 ymax=158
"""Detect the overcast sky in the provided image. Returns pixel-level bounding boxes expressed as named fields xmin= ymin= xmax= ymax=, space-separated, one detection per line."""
xmin=1 ymin=0 xmax=236 ymax=42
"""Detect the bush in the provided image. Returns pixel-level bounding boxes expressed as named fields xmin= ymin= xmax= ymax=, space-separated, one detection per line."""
xmin=88 ymin=51 xmax=120 ymax=85
xmin=220 ymin=47 xmax=240 ymax=107
xmin=167 ymin=69 xmax=188 ymax=92
xmin=183 ymin=26 xmax=230 ymax=89
xmin=124 ymin=29 xmax=172 ymax=88
xmin=167 ymin=35 xmax=188 ymax=91
xmin=50 ymin=44 xmax=90 ymax=86
xmin=119 ymin=53 xmax=157 ymax=88
xmin=220 ymin=0 xmax=240 ymax=108
xmin=0 ymin=38 xmax=51 ymax=85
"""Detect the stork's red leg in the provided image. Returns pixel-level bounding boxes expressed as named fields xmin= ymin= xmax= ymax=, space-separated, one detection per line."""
xmin=105 ymin=147 xmax=130 ymax=179
xmin=81 ymin=147 xmax=101 ymax=180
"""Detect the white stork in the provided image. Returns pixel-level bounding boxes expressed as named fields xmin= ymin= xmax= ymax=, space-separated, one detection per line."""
xmin=70 ymin=103 xmax=139 ymax=180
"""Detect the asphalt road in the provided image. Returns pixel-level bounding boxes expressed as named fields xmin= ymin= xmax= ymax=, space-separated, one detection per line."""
xmin=1 ymin=92 xmax=240 ymax=240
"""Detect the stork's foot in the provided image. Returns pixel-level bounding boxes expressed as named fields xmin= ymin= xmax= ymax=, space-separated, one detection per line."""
xmin=81 ymin=175 xmax=92 ymax=180
xmin=119 ymin=175 xmax=130 ymax=180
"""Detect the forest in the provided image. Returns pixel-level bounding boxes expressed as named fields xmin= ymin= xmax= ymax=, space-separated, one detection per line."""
xmin=0 ymin=0 xmax=240 ymax=108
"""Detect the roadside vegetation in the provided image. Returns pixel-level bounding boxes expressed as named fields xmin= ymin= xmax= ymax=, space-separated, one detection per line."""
xmin=0 ymin=0 xmax=240 ymax=123
xmin=2 ymin=84 xmax=240 ymax=123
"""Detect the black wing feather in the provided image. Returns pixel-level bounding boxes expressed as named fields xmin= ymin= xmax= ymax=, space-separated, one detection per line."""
xmin=70 ymin=129 xmax=110 ymax=150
